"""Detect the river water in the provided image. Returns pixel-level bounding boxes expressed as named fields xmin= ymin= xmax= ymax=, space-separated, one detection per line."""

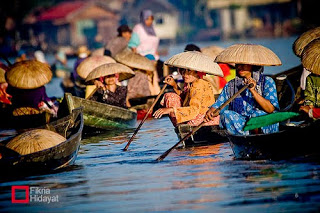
xmin=1 ymin=37 xmax=320 ymax=212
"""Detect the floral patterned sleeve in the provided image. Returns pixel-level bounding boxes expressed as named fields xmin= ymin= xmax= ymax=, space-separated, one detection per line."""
xmin=174 ymin=82 xmax=203 ymax=123
xmin=211 ymin=82 xmax=230 ymax=112
xmin=304 ymin=75 xmax=315 ymax=106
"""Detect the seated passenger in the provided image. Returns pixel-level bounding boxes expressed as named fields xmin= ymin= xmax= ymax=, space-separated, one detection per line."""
xmin=90 ymin=73 xmax=129 ymax=109
xmin=6 ymin=60 xmax=58 ymax=117
xmin=299 ymin=39 xmax=320 ymax=119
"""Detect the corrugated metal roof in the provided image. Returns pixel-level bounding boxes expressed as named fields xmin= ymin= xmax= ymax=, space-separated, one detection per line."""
xmin=38 ymin=1 xmax=86 ymax=21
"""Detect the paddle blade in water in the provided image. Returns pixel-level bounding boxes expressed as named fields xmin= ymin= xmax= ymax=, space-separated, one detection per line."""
xmin=243 ymin=112 xmax=300 ymax=131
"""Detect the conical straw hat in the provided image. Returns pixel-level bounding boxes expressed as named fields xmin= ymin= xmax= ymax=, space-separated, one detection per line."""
xmin=105 ymin=37 xmax=128 ymax=57
xmin=6 ymin=129 xmax=66 ymax=155
xmin=6 ymin=60 xmax=52 ymax=89
xmin=201 ymin=45 xmax=225 ymax=60
xmin=215 ymin=44 xmax=281 ymax=66
xmin=293 ymin=27 xmax=320 ymax=57
xmin=114 ymin=48 xmax=156 ymax=72
xmin=0 ymin=67 xmax=6 ymax=83
xmin=86 ymin=63 xmax=135 ymax=82
xmin=77 ymin=55 xmax=116 ymax=79
xmin=164 ymin=51 xmax=223 ymax=76
xmin=301 ymin=38 xmax=320 ymax=75
xmin=91 ymin=47 xmax=104 ymax=56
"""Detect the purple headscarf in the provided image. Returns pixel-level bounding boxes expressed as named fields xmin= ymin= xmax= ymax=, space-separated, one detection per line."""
xmin=140 ymin=10 xmax=156 ymax=36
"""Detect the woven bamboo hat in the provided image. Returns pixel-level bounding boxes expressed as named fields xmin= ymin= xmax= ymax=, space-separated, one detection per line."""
xmin=105 ymin=37 xmax=128 ymax=57
xmin=114 ymin=48 xmax=156 ymax=72
xmin=6 ymin=129 xmax=66 ymax=155
xmin=91 ymin=47 xmax=104 ymax=56
xmin=77 ymin=55 xmax=116 ymax=79
xmin=164 ymin=51 xmax=223 ymax=76
xmin=6 ymin=60 xmax=52 ymax=89
xmin=86 ymin=63 xmax=135 ymax=82
xmin=201 ymin=45 xmax=225 ymax=60
xmin=301 ymin=38 xmax=320 ymax=75
xmin=293 ymin=27 xmax=320 ymax=57
xmin=215 ymin=44 xmax=282 ymax=66
xmin=0 ymin=67 xmax=6 ymax=83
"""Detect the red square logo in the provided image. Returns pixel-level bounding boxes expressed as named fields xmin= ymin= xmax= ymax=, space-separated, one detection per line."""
xmin=11 ymin=186 xmax=29 ymax=203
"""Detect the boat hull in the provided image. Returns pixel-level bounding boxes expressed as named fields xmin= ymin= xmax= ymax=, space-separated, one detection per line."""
xmin=175 ymin=124 xmax=228 ymax=147
xmin=227 ymin=120 xmax=320 ymax=160
xmin=65 ymin=93 xmax=137 ymax=130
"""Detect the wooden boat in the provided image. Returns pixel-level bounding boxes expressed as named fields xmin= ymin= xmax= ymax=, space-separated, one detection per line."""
xmin=227 ymin=119 xmax=320 ymax=160
xmin=64 ymin=93 xmax=137 ymax=130
xmin=175 ymin=124 xmax=228 ymax=147
xmin=0 ymin=107 xmax=84 ymax=174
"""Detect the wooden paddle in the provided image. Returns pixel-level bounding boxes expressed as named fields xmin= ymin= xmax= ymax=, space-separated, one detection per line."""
xmin=123 ymin=84 xmax=167 ymax=151
xmin=156 ymin=83 xmax=253 ymax=162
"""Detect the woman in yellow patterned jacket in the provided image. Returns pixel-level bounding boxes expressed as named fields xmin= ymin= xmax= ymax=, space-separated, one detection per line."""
xmin=153 ymin=68 xmax=220 ymax=127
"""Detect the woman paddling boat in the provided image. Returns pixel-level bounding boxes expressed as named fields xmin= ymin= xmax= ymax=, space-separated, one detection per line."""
xmin=153 ymin=51 xmax=223 ymax=127
xmin=205 ymin=44 xmax=282 ymax=135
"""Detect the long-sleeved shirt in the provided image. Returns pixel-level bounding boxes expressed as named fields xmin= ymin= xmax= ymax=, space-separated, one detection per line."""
xmin=174 ymin=79 xmax=215 ymax=123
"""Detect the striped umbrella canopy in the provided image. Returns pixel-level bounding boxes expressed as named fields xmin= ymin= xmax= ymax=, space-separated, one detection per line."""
xmin=6 ymin=60 xmax=52 ymax=89
xmin=114 ymin=48 xmax=156 ymax=72
xmin=301 ymin=38 xmax=320 ymax=75
xmin=165 ymin=51 xmax=223 ymax=76
xmin=77 ymin=55 xmax=116 ymax=79
xmin=293 ymin=26 xmax=320 ymax=57
xmin=86 ymin=63 xmax=135 ymax=82
xmin=215 ymin=44 xmax=282 ymax=66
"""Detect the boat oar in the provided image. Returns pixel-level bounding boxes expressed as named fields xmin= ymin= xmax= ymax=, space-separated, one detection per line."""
xmin=123 ymin=84 xmax=167 ymax=151
xmin=156 ymin=83 xmax=253 ymax=162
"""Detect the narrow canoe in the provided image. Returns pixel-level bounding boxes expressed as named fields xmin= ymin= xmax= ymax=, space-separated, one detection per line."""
xmin=0 ymin=107 xmax=84 ymax=174
xmin=227 ymin=120 xmax=320 ymax=160
xmin=64 ymin=93 xmax=137 ymax=130
xmin=175 ymin=124 xmax=228 ymax=147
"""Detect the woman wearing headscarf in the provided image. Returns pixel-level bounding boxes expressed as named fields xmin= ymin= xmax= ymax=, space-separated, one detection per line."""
xmin=204 ymin=44 xmax=281 ymax=135
xmin=128 ymin=10 xmax=160 ymax=60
